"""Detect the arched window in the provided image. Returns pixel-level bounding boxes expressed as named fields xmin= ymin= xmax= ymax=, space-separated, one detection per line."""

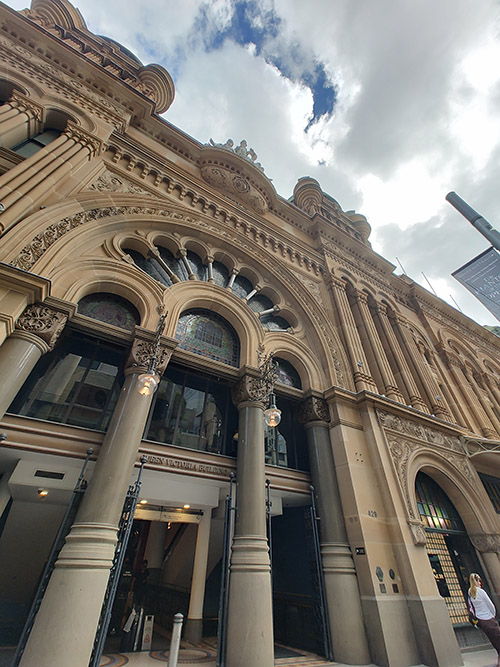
xmin=78 ymin=293 xmax=140 ymax=332
xmin=415 ymin=472 xmax=485 ymax=626
xmin=175 ymin=309 xmax=240 ymax=367
xmin=275 ymin=357 xmax=302 ymax=389
xmin=11 ymin=128 xmax=62 ymax=158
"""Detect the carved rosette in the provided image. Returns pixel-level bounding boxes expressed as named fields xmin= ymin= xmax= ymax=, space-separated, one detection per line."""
xmin=201 ymin=165 xmax=268 ymax=214
xmin=231 ymin=374 xmax=269 ymax=407
xmin=126 ymin=338 xmax=172 ymax=376
xmin=15 ymin=303 xmax=67 ymax=350
xmin=407 ymin=520 xmax=427 ymax=546
xmin=469 ymin=534 xmax=500 ymax=554
xmin=297 ymin=396 xmax=330 ymax=424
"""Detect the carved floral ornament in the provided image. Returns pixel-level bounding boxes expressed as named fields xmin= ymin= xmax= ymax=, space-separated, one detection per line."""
xmin=126 ymin=337 xmax=173 ymax=376
xmin=469 ymin=533 xmax=500 ymax=554
xmin=15 ymin=303 xmax=67 ymax=349
xmin=297 ymin=396 xmax=330 ymax=424
xmin=377 ymin=410 xmax=477 ymax=545
xmin=200 ymin=165 xmax=268 ymax=214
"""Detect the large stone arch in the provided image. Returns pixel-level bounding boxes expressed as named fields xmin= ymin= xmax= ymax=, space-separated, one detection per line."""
xmin=3 ymin=195 xmax=351 ymax=389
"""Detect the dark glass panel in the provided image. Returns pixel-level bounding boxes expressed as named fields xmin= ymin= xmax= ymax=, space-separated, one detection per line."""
xmin=247 ymin=294 xmax=273 ymax=313
xmin=158 ymin=246 xmax=187 ymax=281
xmin=260 ymin=315 xmax=291 ymax=331
xmin=125 ymin=248 xmax=173 ymax=287
xmin=78 ymin=293 xmax=140 ymax=332
xmin=212 ymin=261 xmax=230 ymax=287
xmin=12 ymin=128 xmax=61 ymax=157
xmin=232 ymin=275 xmax=253 ymax=299
xmin=187 ymin=251 xmax=207 ymax=281
xmin=145 ymin=366 xmax=238 ymax=456
xmin=8 ymin=332 xmax=126 ymax=431
xmin=175 ymin=309 xmax=240 ymax=367
xmin=264 ymin=395 xmax=309 ymax=472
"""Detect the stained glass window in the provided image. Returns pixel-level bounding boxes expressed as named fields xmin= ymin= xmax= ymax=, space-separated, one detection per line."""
xmin=275 ymin=357 xmax=302 ymax=389
xmin=175 ymin=309 xmax=240 ymax=367
xmin=78 ymin=293 xmax=140 ymax=332
xmin=125 ymin=248 xmax=173 ymax=287
xmin=416 ymin=473 xmax=464 ymax=532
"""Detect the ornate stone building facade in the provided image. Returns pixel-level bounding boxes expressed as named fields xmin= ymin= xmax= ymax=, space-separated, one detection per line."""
xmin=1 ymin=2 xmax=500 ymax=666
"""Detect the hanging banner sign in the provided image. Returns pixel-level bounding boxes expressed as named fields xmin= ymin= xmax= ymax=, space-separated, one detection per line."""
xmin=453 ymin=246 xmax=500 ymax=322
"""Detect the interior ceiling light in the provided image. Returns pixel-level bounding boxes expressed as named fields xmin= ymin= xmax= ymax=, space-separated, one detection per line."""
xmin=183 ymin=504 xmax=191 ymax=509
xmin=139 ymin=499 xmax=148 ymax=505
xmin=38 ymin=488 xmax=49 ymax=497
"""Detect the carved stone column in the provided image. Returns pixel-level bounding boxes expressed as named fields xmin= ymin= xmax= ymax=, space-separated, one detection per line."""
xmin=352 ymin=291 xmax=404 ymax=403
xmin=0 ymin=121 xmax=102 ymax=234
xmin=469 ymin=534 xmax=500 ymax=607
xmin=298 ymin=396 xmax=370 ymax=665
xmin=225 ymin=373 xmax=274 ymax=667
xmin=19 ymin=334 xmax=176 ymax=667
xmin=185 ymin=509 xmax=212 ymax=642
xmin=0 ymin=91 xmax=44 ymax=149
xmin=393 ymin=315 xmax=451 ymax=420
xmin=373 ymin=304 xmax=429 ymax=412
xmin=328 ymin=277 xmax=378 ymax=392
xmin=443 ymin=353 xmax=496 ymax=438
xmin=0 ymin=303 xmax=67 ymax=419
xmin=466 ymin=371 xmax=500 ymax=436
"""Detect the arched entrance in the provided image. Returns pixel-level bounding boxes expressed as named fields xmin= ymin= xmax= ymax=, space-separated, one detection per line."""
xmin=416 ymin=472 xmax=487 ymax=625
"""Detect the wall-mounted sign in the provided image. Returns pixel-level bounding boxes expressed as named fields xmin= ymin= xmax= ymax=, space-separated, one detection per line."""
xmin=355 ymin=547 xmax=366 ymax=555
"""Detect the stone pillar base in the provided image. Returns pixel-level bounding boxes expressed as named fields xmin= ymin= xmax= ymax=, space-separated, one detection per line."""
xmin=184 ymin=618 xmax=203 ymax=643
xmin=226 ymin=536 xmax=274 ymax=667
xmin=321 ymin=543 xmax=371 ymax=665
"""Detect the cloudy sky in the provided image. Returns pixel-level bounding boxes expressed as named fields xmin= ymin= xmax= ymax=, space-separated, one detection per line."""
xmin=6 ymin=0 xmax=500 ymax=326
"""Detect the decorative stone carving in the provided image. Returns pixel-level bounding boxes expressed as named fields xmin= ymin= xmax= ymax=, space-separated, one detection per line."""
xmin=65 ymin=121 xmax=102 ymax=157
xmin=126 ymin=337 xmax=173 ymax=376
xmin=407 ymin=520 xmax=427 ymax=546
xmin=87 ymin=170 xmax=153 ymax=197
xmin=208 ymin=138 xmax=264 ymax=172
xmin=15 ymin=303 xmax=67 ymax=349
xmin=231 ymin=374 xmax=270 ymax=407
xmin=297 ymin=396 xmax=330 ymax=424
xmin=469 ymin=533 xmax=500 ymax=554
xmin=10 ymin=90 xmax=44 ymax=122
xmin=201 ymin=166 xmax=268 ymax=214
xmin=377 ymin=410 xmax=462 ymax=452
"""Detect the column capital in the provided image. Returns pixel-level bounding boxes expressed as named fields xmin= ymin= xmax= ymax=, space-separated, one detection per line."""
xmin=373 ymin=302 xmax=388 ymax=316
xmin=352 ymin=289 xmax=369 ymax=306
xmin=297 ymin=395 xmax=330 ymax=424
xmin=14 ymin=302 xmax=67 ymax=350
xmin=125 ymin=332 xmax=177 ymax=376
xmin=10 ymin=91 xmax=45 ymax=123
xmin=231 ymin=372 xmax=268 ymax=408
xmin=328 ymin=275 xmax=347 ymax=292
xmin=469 ymin=533 xmax=500 ymax=554
xmin=64 ymin=120 xmax=102 ymax=157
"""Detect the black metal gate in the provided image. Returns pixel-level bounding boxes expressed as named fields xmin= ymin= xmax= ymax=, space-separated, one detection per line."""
xmin=304 ymin=485 xmax=333 ymax=661
xmin=89 ymin=455 xmax=147 ymax=667
xmin=216 ymin=472 xmax=236 ymax=667
xmin=12 ymin=448 xmax=94 ymax=667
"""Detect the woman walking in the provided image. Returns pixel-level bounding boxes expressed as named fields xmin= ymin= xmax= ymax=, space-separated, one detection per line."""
xmin=469 ymin=573 xmax=500 ymax=666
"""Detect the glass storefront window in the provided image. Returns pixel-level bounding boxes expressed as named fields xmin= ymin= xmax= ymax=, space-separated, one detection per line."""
xmin=264 ymin=396 xmax=309 ymax=472
xmin=8 ymin=332 xmax=126 ymax=431
xmin=144 ymin=366 xmax=238 ymax=456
